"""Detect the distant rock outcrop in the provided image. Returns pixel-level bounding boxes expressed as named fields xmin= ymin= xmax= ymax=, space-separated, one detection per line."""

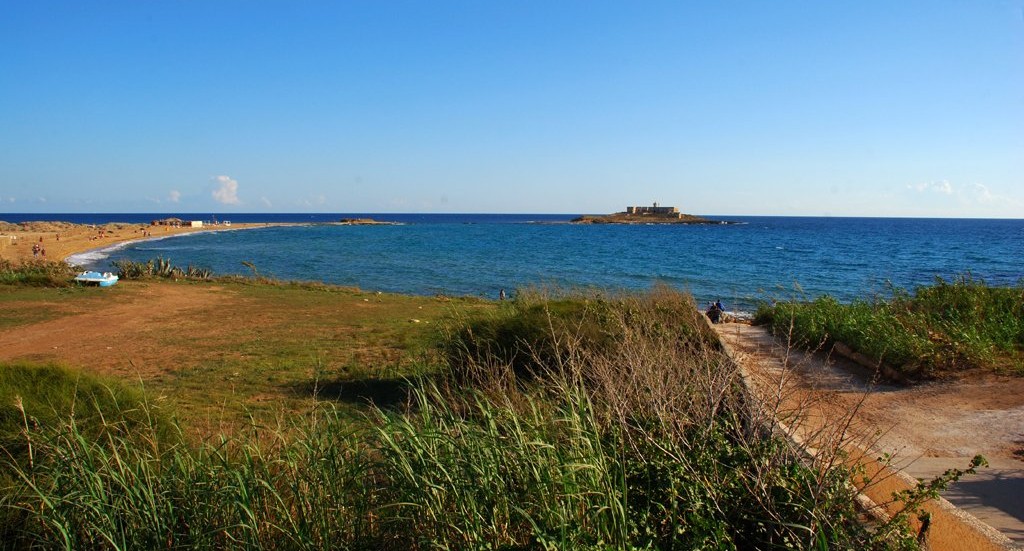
xmin=336 ymin=218 xmax=400 ymax=226
xmin=571 ymin=212 xmax=733 ymax=225
xmin=571 ymin=203 xmax=734 ymax=225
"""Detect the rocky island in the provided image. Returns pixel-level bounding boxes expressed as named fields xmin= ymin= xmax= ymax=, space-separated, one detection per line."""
xmin=571 ymin=204 xmax=733 ymax=225
xmin=335 ymin=218 xmax=401 ymax=225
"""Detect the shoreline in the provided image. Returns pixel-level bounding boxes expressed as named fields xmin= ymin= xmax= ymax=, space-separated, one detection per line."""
xmin=62 ymin=225 xmax=260 ymax=266
xmin=63 ymin=223 xmax=314 ymax=266
xmin=0 ymin=221 xmax=295 ymax=264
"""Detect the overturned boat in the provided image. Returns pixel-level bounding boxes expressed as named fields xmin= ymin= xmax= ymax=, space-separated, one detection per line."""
xmin=74 ymin=271 xmax=119 ymax=287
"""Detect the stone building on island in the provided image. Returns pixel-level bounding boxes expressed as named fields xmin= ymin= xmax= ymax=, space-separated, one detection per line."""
xmin=571 ymin=203 xmax=719 ymax=224
xmin=624 ymin=203 xmax=682 ymax=218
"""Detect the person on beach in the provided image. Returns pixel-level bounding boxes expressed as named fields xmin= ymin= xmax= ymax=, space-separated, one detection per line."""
xmin=499 ymin=289 xmax=507 ymax=301
xmin=706 ymin=301 xmax=722 ymax=324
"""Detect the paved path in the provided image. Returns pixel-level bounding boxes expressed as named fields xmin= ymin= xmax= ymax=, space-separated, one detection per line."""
xmin=713 ymin=322 xmax=1024 ymax=546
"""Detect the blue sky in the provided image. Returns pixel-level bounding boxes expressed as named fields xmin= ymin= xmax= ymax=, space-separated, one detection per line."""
xmin=1 ymin=1 xmax=1022 ymax=217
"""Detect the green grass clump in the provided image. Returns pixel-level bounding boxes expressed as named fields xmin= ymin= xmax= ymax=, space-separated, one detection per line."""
xmin=441 ymin=294 xmax=616 ymax=380
xmin=1 ymin=288 xmax=921 ymax=549
xmin=0 ymin=362 xmax=178 ymax=545
xmin=756 ymin=276 xmax=1024 ymax=379
xmin=0 ymin=259 xmax=78 ymax=287
xmin=0 ymin=362 xmax=174 ymax=468
xmin=441 ymin=285 xmax=713 ymax=382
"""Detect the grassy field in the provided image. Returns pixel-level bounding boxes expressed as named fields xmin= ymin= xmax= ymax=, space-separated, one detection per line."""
xmin=0 ymin=276 xmax=484 ymax=430
xmin=0 ymin=267 xmax=932 ymax=549
xmin=755 ymin=276 xmax=1024 ymax=380
xmin=149 ymin=283 xmax=468 ymax=424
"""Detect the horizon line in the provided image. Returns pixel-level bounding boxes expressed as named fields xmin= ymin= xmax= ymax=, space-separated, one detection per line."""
xmin=1 ymin=211 xmax=1022 ymax=221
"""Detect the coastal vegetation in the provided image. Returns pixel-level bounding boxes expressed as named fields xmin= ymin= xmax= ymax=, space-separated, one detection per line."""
xmin=755 ymin=276 xmax=1024 ymax=380
xmin=113 ymin=257 xmax=214 ymax=280
xmin=0 ymin=259 xmax=77 ymax=287
xmin=0 ymin=278 xmax=928 ymax=549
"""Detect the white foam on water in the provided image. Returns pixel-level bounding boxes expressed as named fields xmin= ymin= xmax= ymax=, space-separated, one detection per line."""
xmin=726 ymin=310 xmax=754 ymax=321
xmin=63 ymin=229 xmax=226 ymax=268
xmin=65 ymin=240 xmax=138 ymax=267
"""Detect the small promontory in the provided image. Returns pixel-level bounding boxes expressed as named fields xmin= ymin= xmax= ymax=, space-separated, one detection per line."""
xmin=571 ymin=204 xmax=733 ymax=225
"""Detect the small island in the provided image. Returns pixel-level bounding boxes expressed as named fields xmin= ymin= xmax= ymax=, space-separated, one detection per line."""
xmin=571 ymin=204 xmax=733 ymax=225
xmin=335 ymin=218 xmax=401 ymax=226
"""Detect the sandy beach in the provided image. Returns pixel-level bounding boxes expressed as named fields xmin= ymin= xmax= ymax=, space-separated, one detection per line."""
xmin=0 ymin=220 xmax=278 ymax=264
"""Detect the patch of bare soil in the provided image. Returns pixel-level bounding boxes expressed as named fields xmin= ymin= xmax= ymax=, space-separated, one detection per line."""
xmin=714 ymin=322 xmax=1024 ymax=545
xmin=0 ymin=283 xmax=239 ymax=378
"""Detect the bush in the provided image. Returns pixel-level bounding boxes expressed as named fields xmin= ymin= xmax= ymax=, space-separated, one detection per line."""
xmin=441 ymin=294 xmax=616 ymax=380
xmin=441 ymin=286 xmax=714 ymax=383
xmin=757 ymin=276 xmax=1024 ymax=379
xmin=113 ymin=257 xmax=213 ymax=280
xmin=0 ymin=259 xmax=78 ymax=287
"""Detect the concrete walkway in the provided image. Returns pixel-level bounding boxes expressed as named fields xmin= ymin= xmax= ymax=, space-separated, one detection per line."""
xmin=713 ymin=322 xmax=1024 ymax=548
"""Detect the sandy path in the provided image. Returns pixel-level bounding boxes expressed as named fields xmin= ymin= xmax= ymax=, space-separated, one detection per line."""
xmin=714 ymin=322 xmax=1024 ymax=545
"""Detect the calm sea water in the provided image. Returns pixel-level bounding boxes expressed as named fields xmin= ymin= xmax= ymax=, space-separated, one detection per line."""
xmin=10 ymin=213 xmax=1019 ymax=313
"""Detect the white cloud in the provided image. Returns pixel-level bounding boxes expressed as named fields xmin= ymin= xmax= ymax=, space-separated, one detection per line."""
xmin=902 ymin=179 xmax=1023 ymax=216
xmin=909 ymin=180 xmax=953 ymax=194
xmin=297 ymin=195 xmax=327 ymax=207
xmin=967 ymin=182 xmax=994 ymax=203
xmin=169 ymin=190 xmax=181 ymax=203
xmin=6 ymin=197 xmax=14 ymax=203
xmin=211 ymin=175 xmax=240 ymax=205
xmin=964 ymin=182 xmax=1023 ymax=212
xmin=260 ymin=196 xmax=272 ymax=207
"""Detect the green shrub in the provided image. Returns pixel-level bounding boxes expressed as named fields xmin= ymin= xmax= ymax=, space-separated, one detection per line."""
xmin=758 ymin=276 xmax=1024 ymax=379
xmin=113 ymin=257 xmax=213 ymax=280
xmin=442 ymin=295 xmax=616 ymax=380
xmin=0 ymin=259 xmax=78 ymax=287
xmin=441 ymin=286 xmax=712 ymax=382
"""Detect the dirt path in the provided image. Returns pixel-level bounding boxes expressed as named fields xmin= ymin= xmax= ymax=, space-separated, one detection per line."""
xmin=0 ymin=283 xmax=237 ymax=378
xmin=714 ymin=322 xmax=1024 ymax=545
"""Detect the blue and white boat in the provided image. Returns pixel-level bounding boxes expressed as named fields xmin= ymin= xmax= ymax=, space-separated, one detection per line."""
xmin=74 ymin=271 xmax=119 ymax=287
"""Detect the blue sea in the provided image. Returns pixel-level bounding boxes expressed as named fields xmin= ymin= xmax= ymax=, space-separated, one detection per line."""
xmin=6 ymin=213 xmax=1022 ymax=313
